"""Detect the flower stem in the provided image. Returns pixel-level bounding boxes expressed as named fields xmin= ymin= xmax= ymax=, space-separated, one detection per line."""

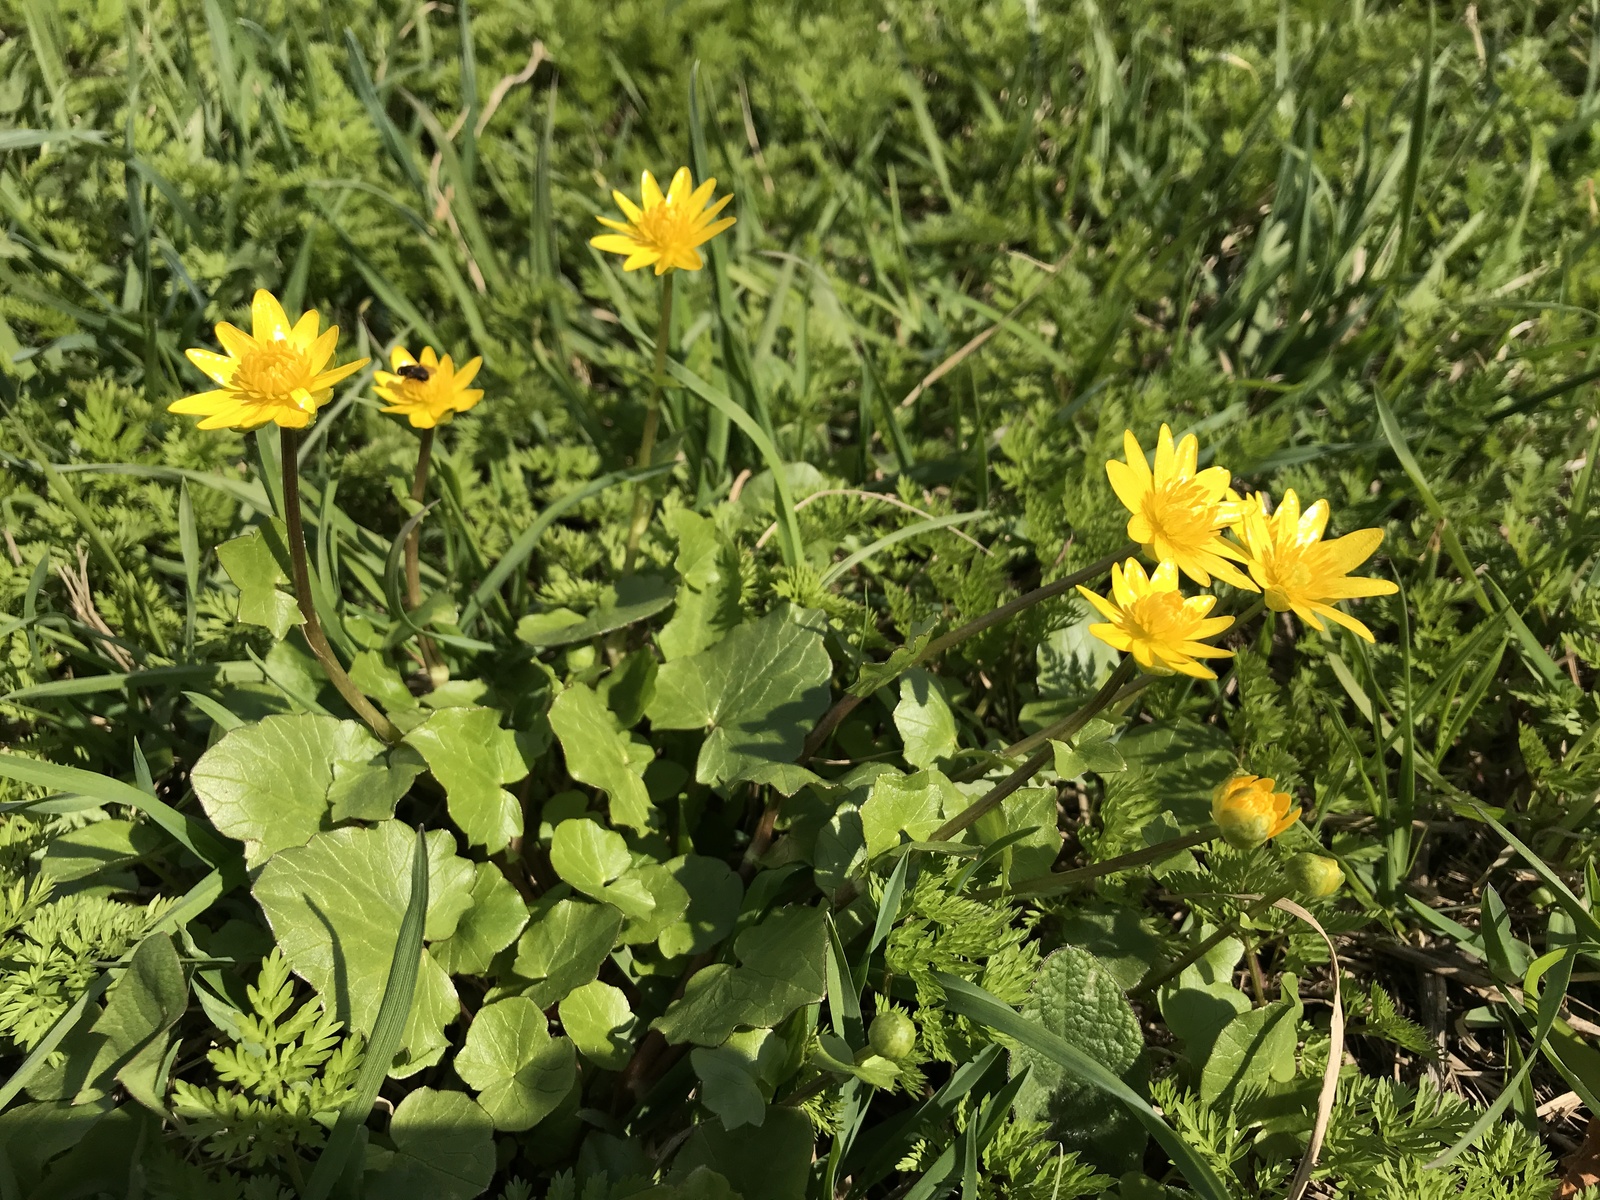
xmin=801 ymin=545 xmax=1134 ymax=760
xmin=405 ymin=427 xmax=445 ymax=685
xmin=1130 ymin=885 xmax=1287 ymax=1000
xmin=975 ymin=826 xmax=1218 ymax=902
xmin=930 ymin=656 xmax=1139 ymax=844
xmin=623 ymin=271 xmax=675 ymax=572
xmin=280 ymin=427 xmax=400 ymax=744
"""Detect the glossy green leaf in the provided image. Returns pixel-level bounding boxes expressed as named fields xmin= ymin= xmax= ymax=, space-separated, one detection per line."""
xmin=455 ymin=997 xmax=576 ymax=1131
xmin=404 ymin=706 xmax=527 ymax=852
xmin=512 ymin=898 xmax=623 ymax=1008
xmin=216 ymin=519 xmax=301 ymax=638
xmin=548 ymin=683 xmax=653 ymax=831
xmin=559 ymin=981 xmax=638 ymax=1071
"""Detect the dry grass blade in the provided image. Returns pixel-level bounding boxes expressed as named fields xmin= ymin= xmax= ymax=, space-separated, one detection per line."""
xmin=1275 ymin=897 xmax=1344 ymax=1200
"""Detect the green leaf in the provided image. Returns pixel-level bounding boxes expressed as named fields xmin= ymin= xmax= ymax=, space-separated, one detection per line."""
xmin=978 ymin=785 xmax=1061 ymax=883
xmin=548 ymin=818 xmax=654 ymax=919
xmin=617 ymin=860 xmax=691 ymax=946
xmin=673 ymin=1107 xmax=814 ymax=1200
xmin=655 ymin=907 xmax=828 ymax=1046
xmin=40 ymin=819 xmax=162 ymax=884
xmin=936 ymin=974 xmax=1232 ymax=1200
xmin=558 ymin=981 xmax=638 ymax=1071
xmin=894 ymin=669 xmax=959 ymax=769
xmin=81 ymin=932 xmax=186 ymax=1113
xmin=191 ymin=714 xmax=424 ymax=867
xmin=216 ymin=518 xmax=302 ymax=638
xmin=1010 ymin=947 xmax=1144 ymax=1132
xmin=252 ymin=822 xmax=471 ymax=1068
xmin=1052 ymin=718 xmax=1127 ymax=778
xmin=636 ymin=1168 xmax=742 ymax=1200
xmin=690 ymin=1045 xmax=767 ymax=1130
xmin=430 ymin=862 xmax=530 ymax=977
xmin=1158 ymin=941 xmax=1252 ymax=1071
xmin=1199 ymin=984 xmax=1303 ymax=1111
xmin=860 ymin=769 xmax=963 ymax=859
xmin=548 ymin=684 xmax=653 ymax=831
xmin=659 ymin=855 xmax=744 ymax=959
xmin=369 ymin=1088 xmax=496 ymax=1200
xmin=455 ymin=997 xmax=577 ymax=1131
xmin=658 ymin=509 xmax=744 ymax=661
xmin=647 ymin=605 xmax=833 ymax=787
xmin=516 ymin=573 xmax=676 ymax=648
xmin=512 ymin=898 xmax=623 ymax=1008
xmin=404 ymin=707 xmax=528 ymax=852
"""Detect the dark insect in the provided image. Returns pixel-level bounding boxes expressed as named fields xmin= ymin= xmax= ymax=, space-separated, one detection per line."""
xmin=397 ymin=364 xmax=431 ymax=382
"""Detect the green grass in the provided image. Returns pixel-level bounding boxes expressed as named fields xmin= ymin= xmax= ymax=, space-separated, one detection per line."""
xmin=1 ymin=1 xmax=1599 ymax=1197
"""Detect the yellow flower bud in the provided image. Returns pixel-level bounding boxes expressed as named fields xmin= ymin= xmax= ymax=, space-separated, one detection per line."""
xmin=1211 ymin=774 xmax=1301 ymax=850
xmin=1287 ymin=852 xmax=1345 ymax=899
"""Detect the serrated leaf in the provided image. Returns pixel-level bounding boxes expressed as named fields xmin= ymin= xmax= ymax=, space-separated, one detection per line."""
xmin=559 ymin=981 xmax=637 ymax=1071
xmin=455 ymin=997 xmax=576 ymax=1131
xmin=894 ymin=669 xmax=958 ymax=769
xmin=370 ymin=1087 xmax=496 ymax=1200
xmin=654 ymin=907 xmax=828 ymax=1046
xmin=512 ymin=898 xmax=623 ymax=1008
xmin=252 ymin=823 xmax=473 ymax=1071
xmin=647 ymin=605 xmax=833 ymax=787
xmin=404 ymin=706 xmax=527 ymax=852
xmin=191 ymin=714 xmax=424 ymax=867
xmin=1010 ymin=946 xmax=1144 ymax=1132
xmin=430 ymin=862 xmax=530 ymax=977
xmin=216 ymin=519 xmax=301 ymax=638
xmin=548 ymin=683 xmax=653 ymax=831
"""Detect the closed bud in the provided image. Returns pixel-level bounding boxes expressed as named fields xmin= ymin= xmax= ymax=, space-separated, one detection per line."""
xmin=1288 ymin=852 xmax=1345 ymax=899
xmin=868 ymin=1010 xmax=917 ymax=1061
xmin=1212 ymin=774 xmax=1301 ymax=850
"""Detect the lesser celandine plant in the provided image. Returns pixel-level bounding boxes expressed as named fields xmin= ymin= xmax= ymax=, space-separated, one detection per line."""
xmin=170 ymin=289 xmax=397 ymax=742
xmin=592 ymin=167 xmax=736 ymax=567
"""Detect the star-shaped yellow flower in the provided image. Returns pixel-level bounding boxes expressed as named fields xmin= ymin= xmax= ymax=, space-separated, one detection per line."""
xmin=373 ymin=345 xmax=485 ymax=429
xmin=1231 ymin=489 xmax=1398 ymax=642
xmin=1106 ymin=425 xmax=1255 ymax=590
xmin=590 ymin=167 xmax=735 ymax=274
xmin=1077 ymin=558 xmax=1235 ymax=680
xmin=170 ymin=290 xmax=369 ymax=430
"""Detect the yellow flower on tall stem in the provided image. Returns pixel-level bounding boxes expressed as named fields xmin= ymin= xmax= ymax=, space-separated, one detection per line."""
xmin=590 ymin=167 xmax=737 ymax=569
xmin=590 ymin=167 xmax=736 ymax=275
xmin=1231 ymin=489 xmax=1398 ymax=642
xmin=170 ymin=289 xmax=368 ymax=430
xmin=171 ymin=288 xmax=396 ymax=743
xmin=1077 ymin=558 xmax=1235 ymax=680
xmin=374 ymin=344 xmax=486 ymax=687
xmin=1106 ymin=425 xmax=1255 ymax=590
xmin=374 ymin=346 xmax=484 ymax=429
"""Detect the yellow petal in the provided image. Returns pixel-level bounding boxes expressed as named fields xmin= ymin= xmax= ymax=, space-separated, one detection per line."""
xmin=1319 ymin=527 xmax=1385 ymax=574
xmin=308 ymin=326 xmax=339 ymax=376
xmin=168 ymin=388 xmax=233 ymax=415
xmin=212 ymin=322 xmax=255 ymax=361
xmin=1089 ymin=624 xmax=1133 ymax=651
xmin=1077 ymin=585 xmax=1122 ymax=622
xmin=1120 ymin=430 xmax=1152 ymax=489
xmin=694 ymin=193 xmax=734 ymax=224
xmin=624 ymin=249 xmax=661 ymax=272
xmin=390 ymin=345 xmax=417 ymax=370
xmin=1105 ymin=459 xmax=1148 ymax=514
xmin=1153 ymin=424 xmax=1177 ymax=481
xmin=640 ymin=170 xmax=664 ymax=209
xmin=667 ymin=166 xmax=693 ymax=204
xmin=311 ymin=357 xmax=368 ymax=391
xmin=420 ymin=346 xmax=439 ymax=368
xmin=611 ymin=190 xmax=644 ymax=224
xmin=1192 ymin=465 xmax=1231 ymax=500
xmin=289 ymin=309 xmax=321 ymax=349
xmin=592 ymin=234 xmax=644 ymax=256
xmin=1319 ymin=574 xmax=1398 ymax=600
xmin=1313 ymin=602 xmax=1378 ymax=642
xmin=688 ymin=177 xmax=718 ymax=210
xmin=454 ymin=357 xmax=483 ymax=388
xmin=251 ymin=289 xmax=292 ymax=343
xmin=1174 ymin=433 xmax=1199 ymax=477
xmin=595 ymin=216 xmax=634 ymax=233
xmin=186 ymin=348 xmax=238 ymax=385
xmin=1297 ymin=497 xmax=1330 ymax=546
xmin=1148 ymin=560 xmax=1180 ymax=592
xmin=690 ymin=217 xmax=736 ymax=245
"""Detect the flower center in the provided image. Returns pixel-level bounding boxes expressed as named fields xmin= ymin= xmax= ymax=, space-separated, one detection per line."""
xmin=235 ymin=342 xmax=314 ymax=405
xmin=1143 ymin=479 xmax=1219 ymax=548
xmin=632 ymin=202 xmax=693 ymax=252
xmin=1253 ymin=544 xmax=1314 ymax=605
xmin=1122 ymin=591 xmax=1192 ymax=643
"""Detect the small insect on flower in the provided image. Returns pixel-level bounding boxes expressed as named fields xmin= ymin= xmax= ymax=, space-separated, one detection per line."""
xmin=590 ymin=167 xmax=736 ymax=275
xmin=1212 ymin=774 xmax=1301 ymax=850
xmin=374 ymin=346 xmax=484 ymax=429
xmin=1106 ymin=425 xmax=1256 ymax=590
xmin=1077 ymin=558 xmax=1235 ymax=680
xmin=169 ymin=289 xmax=369 ymax=430
xmin=1231 ymin=488 xmax=1399 ymax=642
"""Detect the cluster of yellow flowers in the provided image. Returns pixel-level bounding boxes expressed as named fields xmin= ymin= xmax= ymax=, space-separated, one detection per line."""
xmin=169 ymin=168 xmax=734 ymax=433
xmin=1078 ymin=424 xmax=1398 ymax=680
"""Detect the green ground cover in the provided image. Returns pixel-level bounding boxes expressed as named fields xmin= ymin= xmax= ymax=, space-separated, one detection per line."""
xmin=2 ymin=0 xmax=1599 ymax=1196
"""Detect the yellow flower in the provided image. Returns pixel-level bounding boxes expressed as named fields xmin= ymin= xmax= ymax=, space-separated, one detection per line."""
xmin=170 ymin=290 xmax=369 ymax=430
xmin=373 ymin=345 xmax=485 ymax=429
xmin=1076 ymin=558 xmax=1235 ymax=680
xmin=590 ymin=167 xmax=735 ymax=274
xmin=1212 ymin=774 xmax=1301 ymax=850
xmin=1232 ymin=489 xmax=1398 ymax=642
xmin=1106 ymin=425 xmax=1255 ymax=590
